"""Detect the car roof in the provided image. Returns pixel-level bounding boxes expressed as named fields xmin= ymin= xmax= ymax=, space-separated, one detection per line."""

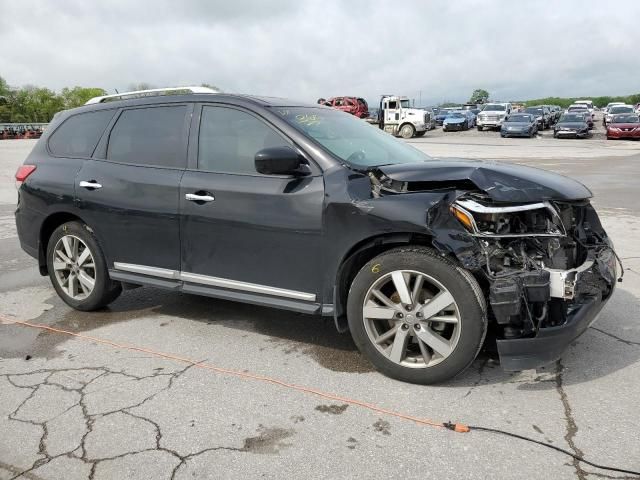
xmin=62 ymin=93 xmax=319 ymax=117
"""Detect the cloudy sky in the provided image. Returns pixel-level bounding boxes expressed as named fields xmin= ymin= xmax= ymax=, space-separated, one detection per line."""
xmin=2 ymin=0 xmax=639 ymax=106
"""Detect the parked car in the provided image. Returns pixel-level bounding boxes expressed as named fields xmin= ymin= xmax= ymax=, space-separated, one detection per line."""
xmin=574 ymin=100 xmax=595 ymax=118
xmin=546 ymin=105 xmax=562 ymax=124
xmin=14 ymin=86 xmax=618 ymax=385
xmin=324 ymin=96 xmax=369 ymax=118
xmin=553 ymin=112 xmax=591 ymax=139
xmin=524 ymin=106 xmax=551 ymax=130
xmin=442 ymin=111 xmax=470 ymax=131
xmin=476 ymin=103 xmax=512 ymax=130
xmin=635 ymin=103 xmax=640 ymax=114
xmin=434 ymin=107 xmax=455 ymax=126
xmin=602 ymin=102 xmax=624 ymax=115
xmin=606 ymin=114 xmax=640 ymax=140
xmin=500 ymin=113 xmax=538 ymax=138
xmin=566 ymin=105 xmax=593 ymax=128
xmin=603 ymin=105 xmax=635 ymax=127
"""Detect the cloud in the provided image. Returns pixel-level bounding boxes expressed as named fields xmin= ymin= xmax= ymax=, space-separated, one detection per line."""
xmin=1 ymin=0 xmax=639 ymax=106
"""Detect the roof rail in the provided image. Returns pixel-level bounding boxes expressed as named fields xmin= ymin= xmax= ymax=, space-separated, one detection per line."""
xmin=84 ymin=86 xmax=219 ymax=105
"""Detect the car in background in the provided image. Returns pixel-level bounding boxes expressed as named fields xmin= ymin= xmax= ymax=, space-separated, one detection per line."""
xmin=324 ymin=97 xmax=369 ymax=118
xmin=476 ymin=103 xmax=512 ymax=130
xmin=500 ymin=113 xmax=537 ymax=138
xmin=574 ymin=100 xmax=595 ymax=118
xmin=546 ymin=105 xmax=562 ymax=124
xmin=566 ymin=105 xmax=593 ymax=128
xmin=442 ymin=111 xmax=470 ymax=131
xmin=602 ymin=102 xmax=624 ymax=115
xmin=434 ymin=107 xmax=456 ymax=125
xmin=524 ymin=106 xmax=551 ymax=130
xmin=603 ymin=105 xmax=635 ymax=127
xmin=553 ymin=112 xmax=591 ymax=139
xmin=606 ymin=114 xmax=640 ymax=140
xmin=635 ymin=103 xmax=640 ymax=114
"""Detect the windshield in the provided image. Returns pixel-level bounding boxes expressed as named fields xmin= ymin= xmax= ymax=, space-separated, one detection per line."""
xmin=568 ymin=106 xmax=587 ymax=112
xmin=560 ymin=114 xmax=585 ymax=122
xmin=525 ymin=108 xmax=543 ymax=115
xmin=273 ymin=107 xmax=430 ymax=168
xmin=482 ymin=104 xmax=505 ymax=111
xmin=400 ymin=99 xmax=411 ymax=108
xmin=610 ymin=106 xmax=633 ymax=114
xmin=506 ymin=114 xmax=531 ymax=122
xmin=611 ymin=114 xmax=639 ymax=123
xmin=446 ymin=112 xmax=464 ymax=118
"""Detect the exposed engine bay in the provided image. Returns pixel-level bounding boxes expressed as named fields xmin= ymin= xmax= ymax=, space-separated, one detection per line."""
xmin=367 ymin=165 xmax=619 ymax=352
xmin=449 ymin=193 xmax=618 ymax=341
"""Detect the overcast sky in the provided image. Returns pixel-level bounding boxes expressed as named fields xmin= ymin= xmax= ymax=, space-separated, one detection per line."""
xmin=2 ymin=0 xmax=639 ymax=106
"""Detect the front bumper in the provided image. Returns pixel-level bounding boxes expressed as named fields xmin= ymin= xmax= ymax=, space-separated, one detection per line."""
xmin=501 ymin=128 xmax=530 ymax=137
xmin=607 ymin=130 xmax=640 ymax=139
xmin=555 ymin=129 xmax=589 ymax=138
xmin=443 ymin=123 xmax=465 ymax=131
xmin=496 ymin=248 xmax=617 ymax=371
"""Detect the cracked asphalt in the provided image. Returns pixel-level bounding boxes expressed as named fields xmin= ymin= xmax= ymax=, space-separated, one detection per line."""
xmin=1 ymin=130 xmax=639 ymax=479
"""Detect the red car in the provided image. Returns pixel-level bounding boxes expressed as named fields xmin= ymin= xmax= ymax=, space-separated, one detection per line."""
xmin=323 ymin=96 xmax=369 ymax=118
xmin=606 ymin=113 xmax=640 ymax=140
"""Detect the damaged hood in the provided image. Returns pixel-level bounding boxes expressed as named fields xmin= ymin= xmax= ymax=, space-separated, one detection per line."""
xmin=375 ymin=159 xmax=592 ymax=203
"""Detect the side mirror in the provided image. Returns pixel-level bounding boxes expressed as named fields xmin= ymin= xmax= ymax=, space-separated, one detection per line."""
xmin=255 ymin=146 xmax=308 ymax=176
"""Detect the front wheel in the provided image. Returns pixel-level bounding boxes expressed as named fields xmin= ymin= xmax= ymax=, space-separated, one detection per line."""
xmin=347 ymin=247 xmax=487 ymax=384
xmin=399 ymin=124 xmax=415 ymax=139
xmin=46 ymin=221 xmax=122 ymax=311
xmin=477 ymin=126 xmax=483 ymax=131
xmin=414 ymin=131 xmax=426 ymax=137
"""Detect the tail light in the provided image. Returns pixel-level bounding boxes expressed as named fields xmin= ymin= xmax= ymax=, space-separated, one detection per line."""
xmin=15 ymin=165 xmax=37 ymax=186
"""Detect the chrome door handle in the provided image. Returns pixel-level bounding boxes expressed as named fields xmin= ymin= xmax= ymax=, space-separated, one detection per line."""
xmin=79 ymin=180 xmax=102 ymax=189
xmin=185 ymin=193 xmax=215 ymax=202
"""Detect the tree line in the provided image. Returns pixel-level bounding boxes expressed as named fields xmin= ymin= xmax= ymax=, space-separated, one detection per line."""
xmin=0 ymin=76 xmax=105 ymax=123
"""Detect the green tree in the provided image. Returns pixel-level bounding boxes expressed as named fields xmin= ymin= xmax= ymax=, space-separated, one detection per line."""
xmin=61 ymin=86 xmax=107 ymax=109
xmin=469 ymin=89 xmax=490 ymax=104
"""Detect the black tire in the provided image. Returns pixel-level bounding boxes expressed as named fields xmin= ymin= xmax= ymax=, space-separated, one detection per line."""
xmin=414 ymin=131 xmax=426 ymax=137
xmin=46 ymin=221 xmax=122 ymax=311
xmin=346 ymin=247 xmax=487 ymax=384
xmin=477 ymin=126 xmax=483 ymax=132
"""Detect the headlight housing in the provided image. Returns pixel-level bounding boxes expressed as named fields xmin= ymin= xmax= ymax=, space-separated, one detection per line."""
xmin=450 ymin=198 xmax=566 ymax=237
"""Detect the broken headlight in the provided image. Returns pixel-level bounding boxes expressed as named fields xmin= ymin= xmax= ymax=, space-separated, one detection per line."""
xmin=450 ymin=198 xmax=566 ymax=237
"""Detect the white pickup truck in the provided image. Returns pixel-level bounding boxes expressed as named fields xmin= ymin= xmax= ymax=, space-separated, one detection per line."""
xmin=476 ymin=103 xmax=512 ymax=131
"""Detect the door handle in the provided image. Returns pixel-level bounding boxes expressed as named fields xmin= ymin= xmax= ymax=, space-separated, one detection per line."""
xmin=79 ymin=180 xmax=102 ymax=189
xmin=185 ymin=193 xmax=215 ymax=202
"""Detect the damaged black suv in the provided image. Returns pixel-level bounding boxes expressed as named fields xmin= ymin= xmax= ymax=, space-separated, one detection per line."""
xmin=15 ymin=88 xmax=618 ymax=384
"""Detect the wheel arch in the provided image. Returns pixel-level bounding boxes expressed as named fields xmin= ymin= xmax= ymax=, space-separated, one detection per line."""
xmin=332 ymin=232 xmax=435 ymax=332
xmin=38 ymin=211 xmax=90 ymax=275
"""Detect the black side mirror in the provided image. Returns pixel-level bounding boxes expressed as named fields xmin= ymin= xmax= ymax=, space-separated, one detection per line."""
xmin=255 ymin=146 xmax=308 ymax=176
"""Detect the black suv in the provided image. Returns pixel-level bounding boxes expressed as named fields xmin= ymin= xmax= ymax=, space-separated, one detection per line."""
xmin=15 ymin=88 xmax=618 ymax=384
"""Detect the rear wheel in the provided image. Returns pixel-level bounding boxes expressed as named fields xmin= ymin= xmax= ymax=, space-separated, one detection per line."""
xmin=477 ymin=126 xmax=483 ymax=131
xmin=347 ymin=247 xmax=487 ymax=384
xmin=399 ymin=124 xmax=415 ymax=139
xmin=46 ymin=221 xmax=121 ymax=311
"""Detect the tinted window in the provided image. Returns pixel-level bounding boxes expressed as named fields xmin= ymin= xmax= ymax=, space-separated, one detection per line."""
xmin=49 ymin=110 xmax=115 ymax=157
xmin=107 ymin=106 xmax=187 ymax=167
xmin=198 ymin=106 xmax=290 ymax=175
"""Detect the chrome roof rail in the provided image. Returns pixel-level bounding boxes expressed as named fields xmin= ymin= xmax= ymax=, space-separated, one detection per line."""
xmin=85 ymin=86 xmax=220 ymax=105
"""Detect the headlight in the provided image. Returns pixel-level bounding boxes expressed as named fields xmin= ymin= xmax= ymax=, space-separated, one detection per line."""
xmin=450 ymin=198 xmax=566 ymax=237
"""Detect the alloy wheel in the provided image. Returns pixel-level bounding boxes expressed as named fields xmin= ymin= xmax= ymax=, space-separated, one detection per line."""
xmin=52 ymin=234 xmax=96 ymax=300
xmin=362 ymin=270 xmax=461 ymax=368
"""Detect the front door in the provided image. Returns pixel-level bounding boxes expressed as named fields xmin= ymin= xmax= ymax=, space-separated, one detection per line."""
xmin=179 ymin=105 xmax=324 ymax=304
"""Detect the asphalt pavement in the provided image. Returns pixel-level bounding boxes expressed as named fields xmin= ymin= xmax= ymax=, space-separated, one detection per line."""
xmin=1 ymin=127 xmax=639 ymax=479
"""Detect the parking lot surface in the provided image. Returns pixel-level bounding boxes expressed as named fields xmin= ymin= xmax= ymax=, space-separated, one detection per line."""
xmin=1 ymin=129 xmax=639 ymax=479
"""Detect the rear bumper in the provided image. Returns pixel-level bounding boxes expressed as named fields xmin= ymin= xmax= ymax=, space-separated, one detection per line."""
xmin=496 ymin=248 xmax=617 ymax=371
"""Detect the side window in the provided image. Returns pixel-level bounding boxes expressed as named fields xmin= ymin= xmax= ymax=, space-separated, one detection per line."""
xmin=48 ymin=110 xmax=115 ymax=157
xmin=107 ymin=105 xmax=187 ymax=168
xmin=198 ymin=106 xmax=290 ymax=175
xmin=388 ymin=101 xmax=398 ymax=109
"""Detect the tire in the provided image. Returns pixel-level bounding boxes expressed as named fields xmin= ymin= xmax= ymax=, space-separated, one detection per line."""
xmin=463 ymin=121 xmax=469 ymax=131
xmin=477 ymin=126 xmax=483 ymax=131
xmin=414 ymin=131 xmax=426 ymax=137
xmin=399 ymin=124 xmax=415 ymax=139
xmin=46 ymin=221 xmax=122 ymax=311
xmin=346 ymin=247 xmax=487 ymax=384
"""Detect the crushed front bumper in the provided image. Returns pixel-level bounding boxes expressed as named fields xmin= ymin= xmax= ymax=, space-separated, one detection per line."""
xmin=495 ymin=248 xmax=617 ymax=371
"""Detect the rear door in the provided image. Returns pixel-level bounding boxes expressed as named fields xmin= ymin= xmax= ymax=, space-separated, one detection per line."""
xmin=76 ymin=103 xmax=192 ymax=272
xmin=179 ymin=104 xmax=324 ymax=305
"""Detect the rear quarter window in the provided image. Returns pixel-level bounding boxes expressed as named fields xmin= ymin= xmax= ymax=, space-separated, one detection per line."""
xmin=48 ymin=109 xmax=115 ymax=157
